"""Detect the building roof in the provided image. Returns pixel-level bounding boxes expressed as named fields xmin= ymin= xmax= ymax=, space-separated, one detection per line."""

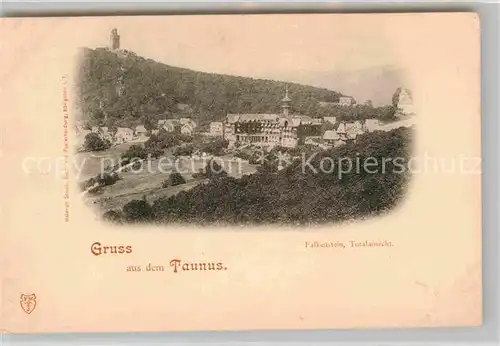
xmin=116 ymin=127 xmax=133 ymax=134
xmin=291 ymin=118 xmax=301 ymax=127
xmin=292 ymin=115 xmax=314 ymax=124
xmin=226 ymin=113 xmax=321 ymax=128
xmin=227 ymin=114 xmax=281 ymax=123
xmin=158 ymin=119 xmax=178 ymax=128
xmin=176 ymin=103 xmax=191 ymax=111
xmin=181 ymin=123 xmax=194 ymax=133
xmin=323 ymin=130 xmax=340 ymax=141
xmin=400 ymin=87 xmax=413 ymax=100
xmin=135 ymin=125 xmax=147 ymax=132
xmin=323 ymin=116 xmax=337 ymax=124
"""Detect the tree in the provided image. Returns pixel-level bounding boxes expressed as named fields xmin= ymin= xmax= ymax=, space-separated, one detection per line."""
xmin=173 ymin=145 xmax=194 ymax=157
xmin=83 ymin=132 xmax=111 ymax=152
xmin=144 ymin=115 xmax=154 ymax=131
xmin=202 ymin=159 xmax=228 ymax=179
xmin=320 ymin=121 xmax=335 ymax=134
xmin=201 ymin=138 xmax=229 ymax=156
xmin=121 ymin=144 xmax=148 ymax=163
xmin=168 ymin=172 xmax=186 ymax=186
xmin=96 ymin=172 xmax=119 ymax=186
xmin=103 ymin=210 xmax=124 ymax=224
xmin=392 ymin=88 xmax=402 ymax=107
xmin=122 ymin=200 xmax=153 ymax=223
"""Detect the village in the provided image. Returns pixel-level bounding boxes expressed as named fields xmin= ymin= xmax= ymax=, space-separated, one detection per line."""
xmin=75 ymin=86 xmax=415 ymax=157
xmin=76 ymin=29 xmax=415 ymax=158
xmin=75 ymin=29 xmax=417 ymax=219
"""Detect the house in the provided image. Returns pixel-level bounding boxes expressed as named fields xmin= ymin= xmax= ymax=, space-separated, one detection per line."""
xmin=115 ymin=127 xmax=134 ymax=144
xmin=304 ymin=136 xmax=322 ymax=146
xmin=323 ymin=121 xmax=365 ymax=147
xmin=337 ymin=96 xmax=355 ymax=107
xmin=323 ymin=130 xmax=340 ymax=146
xmin=180 ymin=117 xmax=197 ymax=129
xmin=363 ymin=119 xmax=380 ymax=132
xmin=345 ymin=121 xmax=363 ymax=133
xmin=157 ymin=119 xmax=177 ymax=133
xmin=176 ymin=103 xmax=192 ymax=113
xmin=209 ymin=122 xmax=224 ymax=137
xmin=336 ymin=122 xmax=346 ymax=135
xmin=91 ymin=126 xmax=112 ymax=142
xmin=135 ymin=125 xmax=148 ymax=137
xmin=323 ymin=116 xmax=337 ymax=124
xmin=180 ymin=123 xmax=194 ymax=135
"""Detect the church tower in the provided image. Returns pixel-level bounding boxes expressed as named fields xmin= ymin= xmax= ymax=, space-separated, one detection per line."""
xmin=110 ymin=28 xmax=120 ymax=50
xmin=281 ymin=86 xmax=291 ymax=116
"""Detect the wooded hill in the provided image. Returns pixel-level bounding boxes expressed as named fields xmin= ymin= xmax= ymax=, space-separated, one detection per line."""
xmin=76 ymin=47 xmax=347 ymax=129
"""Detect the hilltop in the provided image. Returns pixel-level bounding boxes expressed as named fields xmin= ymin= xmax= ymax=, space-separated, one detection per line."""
xmin=76 ymin=47 xmax=347 ymax=129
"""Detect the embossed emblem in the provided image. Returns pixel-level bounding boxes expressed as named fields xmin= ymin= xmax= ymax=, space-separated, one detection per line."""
xmin=20 ymin=294 xmax=37 ymax=314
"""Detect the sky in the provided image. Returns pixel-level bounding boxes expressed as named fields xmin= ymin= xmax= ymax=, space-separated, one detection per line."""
xmin=76 ymin=15 xmax=403 ymax=105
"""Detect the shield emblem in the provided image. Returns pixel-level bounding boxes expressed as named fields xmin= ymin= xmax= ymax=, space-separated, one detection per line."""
xmin=20 ymin=294 xmax=37 ymax=314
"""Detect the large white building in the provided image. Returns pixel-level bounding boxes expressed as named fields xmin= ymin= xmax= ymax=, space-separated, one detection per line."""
xmin=209 ymin=122 xmax=224 ymax=137
xmin=224 ymin=88 xmax=322 ymax=148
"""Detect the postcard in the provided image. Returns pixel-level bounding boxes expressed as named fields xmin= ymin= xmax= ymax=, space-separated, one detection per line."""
xmin=0 ymin=13 xmax=481 ymax=333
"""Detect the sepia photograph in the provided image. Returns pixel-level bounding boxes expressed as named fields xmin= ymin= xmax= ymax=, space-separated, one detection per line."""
xmin=1 ymin=13 xmax=481 ymax=333
xmin=74 ymin=18 xmax=416 ymax=226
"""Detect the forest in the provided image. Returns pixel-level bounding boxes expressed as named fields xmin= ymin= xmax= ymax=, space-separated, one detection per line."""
xmin=77 ymin=47 xmax=350 ymax=128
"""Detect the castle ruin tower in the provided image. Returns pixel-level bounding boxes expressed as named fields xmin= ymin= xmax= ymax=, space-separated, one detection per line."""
xmin=397 ymin=87 xmax=415 ymax=116
xmin=281 ymin=85 xmax=291 ymax=116
xmin=110 ymin=28 xmax=120 ymax=50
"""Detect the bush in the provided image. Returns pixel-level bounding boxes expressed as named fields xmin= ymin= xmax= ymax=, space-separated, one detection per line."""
xmin=168 ymin=172 xmax=186 ymax=186
xmin=173 ymin=145 xmax=194 ymax=157
xmin=233 ymin=151 xmax=252 ymax=161
xmin=83 ymin=132 xmax=111 ymax=152
xmin=200 ymin=159 xmax=228 ymax=179
xmin=200 ymin=138 xmax=229 ymax=156
xmin=103 ymin=210 xmax=124 ymax=224
xmin=122 ymin=200 xmax=153 ymax=223
xmin=121 ymin=144 xmax=148 ymax=162
xmin=96 ymin=172 xmax=120 ymax=186
xmin=81 ymin=172 xmax=119 ymax=191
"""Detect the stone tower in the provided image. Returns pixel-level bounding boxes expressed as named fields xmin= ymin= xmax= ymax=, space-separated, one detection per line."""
xmin=281 ymin=86 xmax=291 ymax=116
xmin=110 ymin=28 xmax=120 ymax=50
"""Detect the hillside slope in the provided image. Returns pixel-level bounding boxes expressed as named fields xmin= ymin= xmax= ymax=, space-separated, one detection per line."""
xmin=76 ymin=47 xmax=346 ymax=128
xmin=102 ymin=126 xmax=413 ymax=225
